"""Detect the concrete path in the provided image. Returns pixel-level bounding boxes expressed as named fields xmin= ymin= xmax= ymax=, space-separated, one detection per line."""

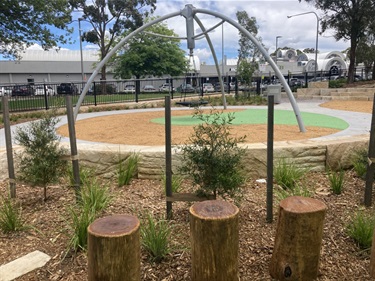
xmin=0 ymin=250 xmax=51 ymax=281
xmin=0 ymin=99 xmax=372 ymax=149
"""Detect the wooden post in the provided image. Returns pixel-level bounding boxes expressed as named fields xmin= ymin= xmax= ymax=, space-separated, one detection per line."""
xmin=269 ymin=196 xmax=327 ymax=281
xmin=88 ymin=214 xmax=140 ymax=281
xmin=190 ymin=200 xmax=239 ymax=281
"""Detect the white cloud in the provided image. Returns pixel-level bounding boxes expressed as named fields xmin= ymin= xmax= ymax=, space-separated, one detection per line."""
xmin=38 ymin=1 xmax=350 ymax=64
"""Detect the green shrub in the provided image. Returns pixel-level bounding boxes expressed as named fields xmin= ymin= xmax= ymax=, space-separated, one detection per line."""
xmin=118 ymin=153 xmax=140 ymax=186
xmin=329 ymin=79 xmax=347 ymax=88
xmin=274 ymin=158 xmax=307 ymax=190
xmin=0 ymin=197 xmax=25 ymax=233
xmin=351 ymin=148 xmax=368 ymax=179
xmin=347 ymin=211 xmax=375 ymax=250
xmin=15 ymin=112 xmax=67 ymax=201
xmin=178 ymin=109 xmax=246 ymax=199
xmin=141 ymin=214 xmax=172 ymax=262
xmin=327 ymin=167 xmax=345 ymax=195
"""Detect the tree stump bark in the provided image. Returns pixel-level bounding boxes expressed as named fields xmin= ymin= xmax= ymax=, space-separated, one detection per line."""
xmin=88 ymin=214 xmax=140 ymax=281
xmin=269 ymin=196 xmax=327 ymax=281
xmin=190 ymin=200 xmax=239 ymax=281
xmin=369 ymin=229 xmax=375 ymax=277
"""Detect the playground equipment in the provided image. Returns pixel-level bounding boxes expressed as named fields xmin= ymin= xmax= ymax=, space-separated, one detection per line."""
xmin=74 ymin=4 xmax=306 ymax=133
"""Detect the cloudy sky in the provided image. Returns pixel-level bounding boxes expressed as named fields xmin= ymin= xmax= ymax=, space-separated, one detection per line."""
xmin=32 ymin=0 xmax=350 ymax=64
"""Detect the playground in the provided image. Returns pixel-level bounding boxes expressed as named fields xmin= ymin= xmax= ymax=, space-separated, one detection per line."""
xmin=55 ymin=99 xmax=370 ymax=146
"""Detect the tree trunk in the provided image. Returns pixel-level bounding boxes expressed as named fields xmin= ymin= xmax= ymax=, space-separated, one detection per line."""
xmin=348 ymin=39 xmax=357 ymax=84
xmin=269 ymin=196 xmax=327 ymax=281
xmin=190 ymin=200 xmax=239 ymax=281
xmin=88 ymin=214 xmax=140 ymax=281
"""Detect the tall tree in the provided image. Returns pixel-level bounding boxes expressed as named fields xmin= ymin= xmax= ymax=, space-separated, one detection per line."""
xmin=299 ymin=0 xmax=375 ymax=83
xmin=236 ymin=11 xmax=262 ymax=87
xmin=73 ymin=0 xmax=156 ymax=81
xmin=0 ymin=0 xmax=73 ymax=59
xmin=356 ymin=21 xmax=375 ymax=80
xmin=113 ymin=20 xmax=187 ymax=80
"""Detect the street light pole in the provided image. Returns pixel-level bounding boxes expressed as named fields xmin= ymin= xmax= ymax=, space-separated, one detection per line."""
xmin=275 ymin=35 xmax=282 ymax=60
xmin=78 ymin=18 xmax=84 ymax=82
xmin=287 ymin=11 xmax=319 ymax=80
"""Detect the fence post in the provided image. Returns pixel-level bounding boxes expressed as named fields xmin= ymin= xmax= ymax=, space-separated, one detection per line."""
xmin=43 ymin=83 xmax=49 ymax=110
xmin=88 ymin=214 xmax=140 ymax=281
xmin=269 ymin=196 xmax=327 ymax=281
xmin=190 ymin=200 xmax=239 ymax=281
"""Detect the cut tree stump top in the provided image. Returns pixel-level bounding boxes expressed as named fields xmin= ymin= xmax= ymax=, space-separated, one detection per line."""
xmin=190 ymin=200 xmax=239 ymax=220
xmin=88 ymin=214 xmax=140 ymax=237
xmin=280 ymin=196 xmax=327 ymax=214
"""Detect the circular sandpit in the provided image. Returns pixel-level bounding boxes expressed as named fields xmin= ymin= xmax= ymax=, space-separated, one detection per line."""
xmin=56 ymin=104 xmax=351 ymax=146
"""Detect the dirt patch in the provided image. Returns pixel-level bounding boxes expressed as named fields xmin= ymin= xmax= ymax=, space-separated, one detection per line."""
xmin=0 ymin=171 xmax=374 ymax=280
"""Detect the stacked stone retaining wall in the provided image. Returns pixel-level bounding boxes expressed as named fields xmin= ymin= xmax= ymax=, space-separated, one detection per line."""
xmin=1 ymin=136 xmax=367 ymax=181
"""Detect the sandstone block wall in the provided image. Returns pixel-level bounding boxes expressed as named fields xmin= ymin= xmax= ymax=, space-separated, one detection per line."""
xmin=1 ymin=136 xmax=368 ymax=181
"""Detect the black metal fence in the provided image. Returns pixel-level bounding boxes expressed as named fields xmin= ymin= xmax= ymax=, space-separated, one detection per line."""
xmin=0 ymin=68 xmax=371 ymax=114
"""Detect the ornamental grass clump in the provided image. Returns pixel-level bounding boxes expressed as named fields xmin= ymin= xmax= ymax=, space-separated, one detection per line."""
xmin=141 ymin=214 xmax=172 ymax=263
xmin=327 ymin=167 xmax=345 ymax=195
xmin=0 ymin=196 xmax=25 ymax=233
xmin=118 ymin=153 xmax=140 ymax=186
xmin=178 ymin=109 xmax=246 ymax=200
xmin=346 ymin=211 xmax=375 ymax=250
xmin=274 ymin=157 xmax=307 ymax=190
xmin=67 ymin=177 xmax=111 ymax=251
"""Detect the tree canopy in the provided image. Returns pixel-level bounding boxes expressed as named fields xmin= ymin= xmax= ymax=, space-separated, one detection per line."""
xmin=236 ymin=11 xmax=262 ymax=86
xmin=113 ymin=20 xmax=187 ymax=79
xmin=0 ymin=0 xmax=73 ymax=58
xmin=299 ymin=0 xmax=375 ymax=83
xmin=72 ymin=0 xmax=156 ymax=80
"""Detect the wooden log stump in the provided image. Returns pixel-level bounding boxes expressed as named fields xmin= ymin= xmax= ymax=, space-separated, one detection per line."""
xmin=369 ymin=229 xmax=375 ymax=277
xmin=88 ymin=214 xmax=140 ymax=281
xmin=269 ymin=196 xmax=327 ymax=281
xmin=190 ymin=200 xmax=239 ymax=281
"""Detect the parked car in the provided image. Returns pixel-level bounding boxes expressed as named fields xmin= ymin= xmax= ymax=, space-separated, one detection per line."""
xmin=143 ymin=85 xmax=157 ymax=92
xmin=34 ymin=85 xmax=55 ymax=96
xmin=177 ymin=83 xmax=195 ymax=93
xmin=124 ymin=84 xmax=136 ymax=93
xmin=0 ymin=86 xmax=12 ymax=96
xmin=57 ymin=82 xmax=78 ymax=95
xmin=12 ymin=85 xmax=35 ymax=96
xmin=214 ymin=82 xmax=229 ymax=92
xmin=159 ymin=83 xmax=175 ymax=92
xmin=202 ymin=83 xmax=215 ymax=93
xmin=289 ymin=78 xmax=303 ymax=88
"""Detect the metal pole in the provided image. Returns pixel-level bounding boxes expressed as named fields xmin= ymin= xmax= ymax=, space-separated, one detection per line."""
xmin=2 ymin=96 xmax=16 ymax=198
xmin=266 ymin=95 xmax=274 ymax=223
xmin=275 ymin=35 xmax=282 ymax=57
xmin=364 ymin=94 xmax=375 ymax=206
xmin=287 ymin=12 xmax=319 ymax=80
xmin=165 ymin=96 xmax=173 ymax=219
xmin=66 ymin=96 xmax=81 ymax=201
xmin=78 ymin=18 xmax=84 ymax=82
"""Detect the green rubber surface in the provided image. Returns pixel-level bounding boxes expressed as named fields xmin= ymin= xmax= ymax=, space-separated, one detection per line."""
xmin=152 ymin=109 xmax=349 ymax=130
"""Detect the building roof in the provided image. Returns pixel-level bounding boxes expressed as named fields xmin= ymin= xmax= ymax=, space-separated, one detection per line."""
xmin=19 ymin=49 xmax=99 ymax=62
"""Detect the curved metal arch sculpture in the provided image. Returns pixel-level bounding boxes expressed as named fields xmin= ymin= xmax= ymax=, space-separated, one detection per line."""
xmin=74 ymin=4 xmax=306 ymax=132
